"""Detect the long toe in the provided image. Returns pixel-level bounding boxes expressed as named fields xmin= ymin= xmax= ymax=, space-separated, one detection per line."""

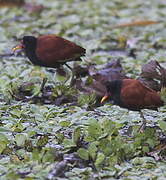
xmin=138 ymin=121 xmax=146 ymax=133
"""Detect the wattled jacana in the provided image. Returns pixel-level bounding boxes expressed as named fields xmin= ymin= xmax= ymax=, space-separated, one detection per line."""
xmin=101 ymin=79 xmax=164 ymax=131
xmin=12 ymin=34 xmax=86 ymax=85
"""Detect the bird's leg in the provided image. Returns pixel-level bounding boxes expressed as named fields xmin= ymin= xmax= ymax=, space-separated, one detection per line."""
xmin=124 ymin=110 xmax=129 ymax=116
xmin=65 ymin=63 xmax=75 ymax=86
xmin=40 ymin=77 xmax=48 ymax=92
xmin=138 ymin=111 xmax=146 ymax=132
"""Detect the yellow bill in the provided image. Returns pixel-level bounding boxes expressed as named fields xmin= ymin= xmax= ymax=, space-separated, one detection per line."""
xmin=101 ymin=95 xmax=109 ymax=103
xmin=12 ymin=45 xmax=24 ymax=53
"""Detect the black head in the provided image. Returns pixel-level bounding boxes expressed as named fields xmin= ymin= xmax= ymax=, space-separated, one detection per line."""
xmin=21 ymin=36 xmax=40 ymax=65
xmin=22 ymin=36 xmax=37 ymax=48
xmin=102 ymin=80 xmax=123 ymax=106
xmin=105 ymin=80 xmax=122 ymax=96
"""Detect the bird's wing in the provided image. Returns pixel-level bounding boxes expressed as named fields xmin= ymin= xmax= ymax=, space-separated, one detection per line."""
xmin=121 ymin=80 xmax=163 ymax=110
xmin=36 ymin=35 xmax=85 ymax=64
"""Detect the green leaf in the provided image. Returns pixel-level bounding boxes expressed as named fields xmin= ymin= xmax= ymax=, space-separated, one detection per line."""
xmin=11 ymin=123 xmax=25 ymax=133
xmin=88 ymin=142 xmax=98 ymax=160
xmin=109 ymin=155 xmax=118 ymax=167
xmin=72 ymin=126 xmax=81 ymax=144
xmin=102 ymin=119 xmax=118 ymax=135
xmin=59 ymin=120 xmax=71 ymax=127
xmin=132 ymin=157 xmax=156 ymax=165
xmin=32 ymin=149 xmax=40 ymax=161
xmin=10 ymin=109 xmax=22 ymax=118
xmin=158 ymin=120 xmax=166 ymax=131
xmin=78 ymin=93 xmax=96 ymax=107
xmin=0 ymin=133 xmax=9 ymax=142
xmin=6 ymin=171 xmax=20 ymax=179
xmin=63 ymin=139 xmax=76 ymax=148
xmin=77 ymin=148 xmax=89 ymax=160
xmin=0 ymin=127 xmax=10 ymax=132
xmin=142 ymin=146 xmax=149 ymax=153
xmin=95 ymin=152 xmax=105 ymax=168
xmin=0 ymin=133 xmax=9 ymax=154
xmin=87 ymin=120 xmax=102 ymax=140
xmin=36 ymin=135 xmax=49 ymax=147
xmin=41 ymin=149 xmax=55 ymax=163
xmin=0 ymin=141 xmax=7 ymax=154
xmin=15 ymin=133 xmax=27 ymax=146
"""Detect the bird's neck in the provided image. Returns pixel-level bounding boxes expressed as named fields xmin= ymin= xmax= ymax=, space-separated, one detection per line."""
xmin=109 ymin=80 xmax=123 ymax=106
xmin=25 ymin=49 xmax=37 ymax=65
xmin=25 ymin=43 xmax=42 ymax=66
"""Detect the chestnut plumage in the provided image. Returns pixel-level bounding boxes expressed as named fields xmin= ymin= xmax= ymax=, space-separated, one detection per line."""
xmin=101 ymin=79 xmax=164 ymax=130
xmin=13 ymin=35 xmax=86 ymax=68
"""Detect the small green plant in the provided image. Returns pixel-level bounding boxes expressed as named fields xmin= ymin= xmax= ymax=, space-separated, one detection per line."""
xmin=78 ymin=93 xmax=97 ymax=107
xmin=52 ymin=84 xmax=77 ymax=98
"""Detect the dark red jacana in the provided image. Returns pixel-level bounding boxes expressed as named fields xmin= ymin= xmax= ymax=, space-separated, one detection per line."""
xmin=12 ymin=34 xmax=86 ymax=85
xmin=101 ymin=79 xmax=164 ymax=130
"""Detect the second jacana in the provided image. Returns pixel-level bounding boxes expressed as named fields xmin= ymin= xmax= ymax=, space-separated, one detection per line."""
xmin=101 ymin=79 xmax=164 ymax=131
